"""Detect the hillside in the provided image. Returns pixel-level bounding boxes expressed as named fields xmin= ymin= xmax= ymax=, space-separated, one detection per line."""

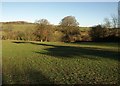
xmin=2 ymin=23 xmax=36 ymax=31
xmin=1 ymin=22 xmax=91 ymax=31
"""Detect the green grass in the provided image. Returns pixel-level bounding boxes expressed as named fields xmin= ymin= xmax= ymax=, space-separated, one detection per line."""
xmin=79 ymin=27 xmax=91 ymax=31
xmin=2 ymin=40 xmax=119 ymax=84
xmin=2 ymin=24 xmax=91 ymax=31
xmin=2 ymin=24 xmax=36 ymax=31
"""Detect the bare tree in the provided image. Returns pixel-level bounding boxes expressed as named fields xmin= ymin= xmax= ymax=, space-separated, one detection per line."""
xmin=111 ymin=14 xmax=118 ymax=28
xmin=103 ymin=18 xmax=111 ymax=28
xmin=118 ymin=1 xmax=120 ymax=28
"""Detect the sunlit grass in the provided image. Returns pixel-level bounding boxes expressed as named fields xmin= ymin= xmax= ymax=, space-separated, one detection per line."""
xmin=2 ymin=24 xmax=36 ymax=31
xmin=2 ymin=40 xmax=119 ymax=84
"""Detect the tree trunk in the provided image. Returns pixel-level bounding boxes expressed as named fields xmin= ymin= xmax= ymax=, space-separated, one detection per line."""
xmin=41 ymin=39 xmax=43 ymax=42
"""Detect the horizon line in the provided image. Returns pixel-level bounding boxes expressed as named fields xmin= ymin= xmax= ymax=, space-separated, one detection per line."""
xmin=0 ymin=20 xmax=100 ymax=27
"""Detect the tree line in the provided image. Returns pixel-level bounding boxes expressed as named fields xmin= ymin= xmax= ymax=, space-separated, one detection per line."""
xmin=1 ymin=16 xmax=120 ymax=42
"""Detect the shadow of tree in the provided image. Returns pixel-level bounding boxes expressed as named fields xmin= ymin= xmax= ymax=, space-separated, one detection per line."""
xmin=25 ymin=69 xmax=53 ymax=84
xmin=12 ymin=41 xmax=119 ymax=61
xmin=7 ymin=41 xmax=119 ymax=84
xmin=32 ymin=43 xmax=119 ymax=61
xmin=12 ymin=41 xmax=29 ymax=44
xmin=3 ymin=64 xmax=53 ymax=85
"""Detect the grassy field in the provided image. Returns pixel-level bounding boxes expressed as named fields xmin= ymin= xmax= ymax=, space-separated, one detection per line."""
xmin=2 ymin=40 xmax=119 ymax=84
xmin=2 ymin=24 xmax=36 ymax=31
xmin=2 ymin=23 xmax=91 ymax=31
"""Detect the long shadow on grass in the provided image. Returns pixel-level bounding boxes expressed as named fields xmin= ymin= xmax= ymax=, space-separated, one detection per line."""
xmin=3 ymin=64 xmax=53 ymax=84
xmin=12 ymin=41 xmax=119 ymax=61
xmin=25 ymin=69 xmax=53 ymax=84
xmin=32 ymin=43 xmax=119 ymax=61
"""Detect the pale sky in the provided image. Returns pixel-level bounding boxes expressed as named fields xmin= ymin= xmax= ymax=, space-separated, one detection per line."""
xmin=1 ymin=2 xmax=118 ymax=27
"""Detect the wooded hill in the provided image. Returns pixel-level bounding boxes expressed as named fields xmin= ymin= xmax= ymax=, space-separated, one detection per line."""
xmin=0 ymin=16 xmax=119 ymax=42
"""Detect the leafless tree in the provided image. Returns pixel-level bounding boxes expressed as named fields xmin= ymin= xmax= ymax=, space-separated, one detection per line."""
xmin=103 ymin=18 xmax=111 ymax=28
xmin=111 ymin=14 xmax=118 ymax=28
